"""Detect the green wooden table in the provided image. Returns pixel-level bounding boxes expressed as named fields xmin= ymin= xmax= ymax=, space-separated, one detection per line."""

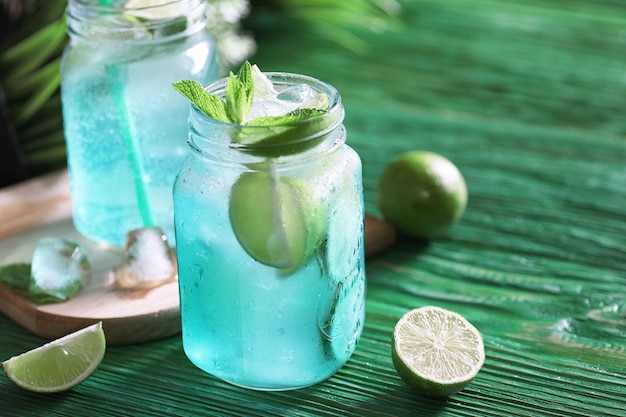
xmin=2 ymin=0 xmax=625 ymax=415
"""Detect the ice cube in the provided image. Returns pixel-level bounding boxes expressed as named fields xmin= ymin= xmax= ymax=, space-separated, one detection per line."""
xmin=246 ymin=65 xmax=328 ymax=121
xmin=247 ymin=88 xmax=329 ymax=122
xmin=116 ymin=227 xmax=176 ymax=289
xmin=276 ymin=84 xmax=317 ymax=103
xmin=248 ymin=98 xmax=299 ymax=120
xmin=30 ymin=237 xmax=90 ymax=301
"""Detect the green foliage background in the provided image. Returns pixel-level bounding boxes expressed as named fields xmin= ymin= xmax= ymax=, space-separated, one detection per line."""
xmin=0 ymin=0 xmax=399 ymax=180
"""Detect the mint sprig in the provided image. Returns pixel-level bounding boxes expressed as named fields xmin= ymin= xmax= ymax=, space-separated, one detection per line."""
xmin=172 ymin=61 xmax=331 ymax=156
xmin=172 ymin=61 xmax=326 ymax=126
xmin=172 ymin=79 xmax=229 ymax=123
xmin=172 ymin=60 xmax=255 ymax=125
xmin=225 ymin=60 xmax=254 ymax=124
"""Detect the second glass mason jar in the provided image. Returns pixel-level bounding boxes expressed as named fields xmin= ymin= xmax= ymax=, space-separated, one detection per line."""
xmin=61 ymin=0 xmax=219 ymax=247
xmin=174 ymin=72 xmax=366 ymax=390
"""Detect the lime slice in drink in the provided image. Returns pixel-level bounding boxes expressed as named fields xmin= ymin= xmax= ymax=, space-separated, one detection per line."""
xmin=392 ymin=306 xmax=485 ymax=397
xmin=2 ymin=322 xmax=106 ymax=393
xmin=248 ymin=65 xmax=330 ymax=116
xmin=229 ymin=171 xmax=326 ymax=271
xmin=250 ymin=64 xmax=279 ymax=101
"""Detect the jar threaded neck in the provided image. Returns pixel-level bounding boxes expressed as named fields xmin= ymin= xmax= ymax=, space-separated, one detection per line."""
xmin=188 ymin=72 xmax=346 ymax=164
xmin=66 ymin=0 xmax=207 ymax=41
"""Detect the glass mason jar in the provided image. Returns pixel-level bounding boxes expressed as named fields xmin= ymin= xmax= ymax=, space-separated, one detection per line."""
xmin=61 ymin=0 xmax=218 ymax=247
xmin=174 ymin=73 xmax=366 ymax=390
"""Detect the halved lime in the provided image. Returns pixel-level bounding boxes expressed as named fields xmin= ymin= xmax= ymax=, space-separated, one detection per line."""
xmin=392 ymin=306 xmax=484 ymax=397
xmin=2 ymin=322 xmax=106 ymax=393
xmin=229 ymin=171 xmax=326 ymax=271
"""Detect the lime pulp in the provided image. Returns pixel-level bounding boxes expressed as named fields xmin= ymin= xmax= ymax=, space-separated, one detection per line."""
xmin=229 ymin=170 xmax=327 ymax=271
xmin=2 ymin=322 xmax=106 ymax=393
xmin=391 ymin=306 xmax=485 ymax=397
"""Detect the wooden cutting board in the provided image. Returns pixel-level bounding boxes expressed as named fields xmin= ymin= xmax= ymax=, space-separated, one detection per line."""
xmin=0 ymin=170 xmax=396 ymax=345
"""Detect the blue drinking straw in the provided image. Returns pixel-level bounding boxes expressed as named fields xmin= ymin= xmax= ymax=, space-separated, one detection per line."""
xmin=101 ymin=0 xmax=155 ymax=227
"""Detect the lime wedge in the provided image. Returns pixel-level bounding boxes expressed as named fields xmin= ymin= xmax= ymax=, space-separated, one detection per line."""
xmin=392 ymin=306 xmax=484 ymax=397
xmin=229 ymin=171 xmax=326 ymax=271
xmin=250 ymin=64 xmax=279 ymax=101
xmin=2 ymin=322 xmax=106 ymax=393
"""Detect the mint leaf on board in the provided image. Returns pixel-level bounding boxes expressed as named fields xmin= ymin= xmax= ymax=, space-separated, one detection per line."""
xmin=172 ymin=79 xmax=230 ymax=123
xmin=0 ymin=263 xmax=73 ymax=304
xmin=0 ymin=263 xmax=31 ymax=292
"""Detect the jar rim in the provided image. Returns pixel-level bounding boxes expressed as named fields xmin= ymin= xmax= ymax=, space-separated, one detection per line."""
xmin=189 ymin=72 xmax=345 ymax=158
xmin=66 ymin=0 xmax=207 ymax=40
xmin=203 ymin=71 xmax=342 ymax=124
xmin=68 ymin=0 xmax=204 ymax=13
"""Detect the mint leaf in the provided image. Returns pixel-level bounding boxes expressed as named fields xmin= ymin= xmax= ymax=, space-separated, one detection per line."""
xmin=238 ymin=60 xmax=254 ymax=100
xmin=0 ymin=263 xmax=31 ymax=291
xmin=232 ymin=107 xmax=335 ymax=158
xmin=246 ymin=108 xmax=327 ymax=127
xmin=0 ymin=263 xmax=70 ymax=304
xmin=225 ymin=61 xmax=254 ymax=124
xmin=172 ymin=80 xmax=229 ymax=123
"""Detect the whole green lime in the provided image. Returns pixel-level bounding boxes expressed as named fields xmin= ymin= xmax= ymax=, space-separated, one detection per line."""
xmin=376 ymin=151 xmax=467 ymax=239
xmin=229 ymin=171 xmax=327 ymax=271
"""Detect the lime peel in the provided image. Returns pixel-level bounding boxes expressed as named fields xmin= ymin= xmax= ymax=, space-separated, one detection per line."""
xmin=392 ymin=306 xmax=484 ymax=397
xmin=2 ymin=322 xmax=106 ymax=393
xmin=229 ymin=171 xmax=327 ymax=271
xmin=377 ymin=151 xmax=468 ymax=240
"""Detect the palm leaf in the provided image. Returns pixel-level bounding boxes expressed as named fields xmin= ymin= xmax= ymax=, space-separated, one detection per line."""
xmin=0 ymin=0 xmax=67 ymax=178
xmin=0 ymin=0 xmax=401 ymax=182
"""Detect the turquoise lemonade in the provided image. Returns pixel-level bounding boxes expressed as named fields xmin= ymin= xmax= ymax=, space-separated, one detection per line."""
xmin=173 ymin=64 xmax=366 ymax=390
xmin=61 ymin=0 xmax=218 ymax=247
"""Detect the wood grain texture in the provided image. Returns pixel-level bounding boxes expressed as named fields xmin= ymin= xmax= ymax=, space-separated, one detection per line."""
xmin=1 ymin=0 xmax=626 ymax=415
xmin=0 ymin=169 xmax=71 ymax=240
xmin=0 ymin=281 xmax=181 ymax=346
xmin=364 ymin=213 xmax=397 ymax=257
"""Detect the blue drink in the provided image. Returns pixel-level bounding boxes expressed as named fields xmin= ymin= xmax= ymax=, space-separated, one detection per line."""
xmin=174 ymin=71 xmax=366 ymax=390
xmin=61 ymin=0 xmax=218 ymax=247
